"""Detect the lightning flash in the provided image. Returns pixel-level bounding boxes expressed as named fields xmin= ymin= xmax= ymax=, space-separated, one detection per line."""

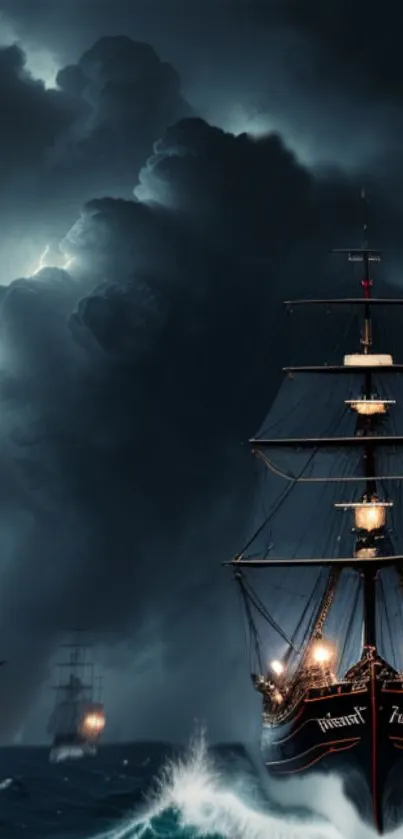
xmin=32 ymin=245 xmax=50 ymax=275
xmin=30 ymin=245 xmax=74 ymax=276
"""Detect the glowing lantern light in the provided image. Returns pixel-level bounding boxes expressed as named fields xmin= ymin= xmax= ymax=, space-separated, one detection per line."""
xmin=343 ymin=353 xmax=393 ymax=367
xmin=310 ymin=639 xmax=334 ymax=666
xmin=82 ymin=712 xmax=105 ymax=735
xmin=354 ymin=500 xmax=390 ymax=532
xmin=346 ymin=399 xmax=388 ymax=416
xmin=270 ymin=659 xmax=284 ymax=677
xmin=335 ymin=497 xmax=392 ymax=532
xmin=354 ymin=547 xmax=378 ymax=559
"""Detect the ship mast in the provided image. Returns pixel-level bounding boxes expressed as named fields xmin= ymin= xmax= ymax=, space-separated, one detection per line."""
xmin=51 ymin=629 xmax=95 ymax=693
xmin=225 ymin=189 xmax=403 ymax=669
xmin=357 ymin=190 xmax=377 ymax=652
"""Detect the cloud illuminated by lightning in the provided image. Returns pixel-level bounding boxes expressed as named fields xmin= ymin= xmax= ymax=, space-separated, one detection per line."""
xmin=0 ymin=13 xmax=60 ymax=89
xmin=30 ymin=245 xmax=74 ymax=277
xmin=31 ymin=245 xmax=50 ymax=276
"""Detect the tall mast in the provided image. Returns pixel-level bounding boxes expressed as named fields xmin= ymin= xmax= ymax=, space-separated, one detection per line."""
xmin=52 ymin=630 xmax=95 ymax=692
xmin=226 ymin=190 xmax=403 ymax=668
xmin=359 ymin=189 xmax=377 ymax=650
xmin=361 ymin=187 xmax=373 ymax=359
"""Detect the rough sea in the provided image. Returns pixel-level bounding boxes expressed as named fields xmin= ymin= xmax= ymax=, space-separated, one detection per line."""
xmin=0 ymin=735 xmax=386 ymax=839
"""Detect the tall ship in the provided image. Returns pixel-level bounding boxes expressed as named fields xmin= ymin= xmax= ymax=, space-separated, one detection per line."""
xmin=48 ymin=631 xmax=106 ymax=763
xmin=226 ymin=206 xmax=403 ymax=833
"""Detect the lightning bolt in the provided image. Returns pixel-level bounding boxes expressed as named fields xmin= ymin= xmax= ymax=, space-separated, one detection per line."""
xmin=31 ymin=244 xmax=50 ymax=275
xmin=30 ymin=246 xmax=75 ymax=277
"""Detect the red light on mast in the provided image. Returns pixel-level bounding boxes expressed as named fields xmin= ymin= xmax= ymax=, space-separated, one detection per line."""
xmin=361 ymin=278 xmax=373 ymax=298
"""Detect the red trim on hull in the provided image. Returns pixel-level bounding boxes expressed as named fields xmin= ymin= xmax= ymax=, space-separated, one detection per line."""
xmin=271 ymin=713 xmax=319 ymax=745
xmin=370 ymin=661 xmax=380 ymax=833
xmin=271 ymin=739 xmax=361 ymax=775
xmin=305 ymin=689 xmax=367 ymax=704
xmin=267 ymin=736 xmax=361 ymax=769
xmin=262 ymin=669 xmax=403 ymax=831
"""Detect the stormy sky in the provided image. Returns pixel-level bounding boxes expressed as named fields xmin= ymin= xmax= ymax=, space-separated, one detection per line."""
xmin=1 ymin=0 xmax=403 ymax=745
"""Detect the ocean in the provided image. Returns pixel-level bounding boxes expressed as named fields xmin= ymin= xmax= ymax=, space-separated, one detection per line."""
xmin=0 ymin=736 xmax=380 ymax=839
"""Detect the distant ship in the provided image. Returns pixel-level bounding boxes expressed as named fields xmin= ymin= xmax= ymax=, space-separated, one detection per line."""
xmin=226 ymin=197 xmax=403 ymax=832
xmin=48 ymin=630 xmax=105 ymax=763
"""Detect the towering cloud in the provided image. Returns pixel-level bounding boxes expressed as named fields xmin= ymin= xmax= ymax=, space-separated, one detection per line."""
xmin=0 ymin=6 xmax=401 ymax=744
xmin=54 ymin=36 xmax=190 ymax=199
xmin=0 ymin=111 xmax=392 ymax=741
xmin=0 ymin=35 xmax=189 ymax=282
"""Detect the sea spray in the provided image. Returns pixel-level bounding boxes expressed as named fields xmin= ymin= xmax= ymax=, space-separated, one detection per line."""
xmin=97 ymin=734 xmax=343 ymax=839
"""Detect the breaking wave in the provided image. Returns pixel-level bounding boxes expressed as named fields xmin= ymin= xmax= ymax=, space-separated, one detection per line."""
xmin=97 ymin=735 xmax=381 ymax=839
xmin=1 ymin=733 xmax=397 ymax=838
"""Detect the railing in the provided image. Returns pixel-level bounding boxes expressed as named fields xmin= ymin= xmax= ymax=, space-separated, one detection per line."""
xmin=260 ymin=656 xmax=403 ymax=725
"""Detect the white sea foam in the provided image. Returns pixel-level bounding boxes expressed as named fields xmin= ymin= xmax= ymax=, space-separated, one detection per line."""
xmin=95 ymin=734 xmax=384 ymax=839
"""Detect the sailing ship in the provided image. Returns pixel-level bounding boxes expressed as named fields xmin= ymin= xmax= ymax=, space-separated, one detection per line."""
xmin=225 ymin=216 xmax=403 ymax=832
xmin=48 ymin=631 xmax=105 ymax=763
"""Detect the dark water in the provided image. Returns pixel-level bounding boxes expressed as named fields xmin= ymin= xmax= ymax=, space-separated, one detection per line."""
xmin=0 ymin=741 xmax=258 ymax=839
xmin=0 ymin=739 xmax=374 ymax=839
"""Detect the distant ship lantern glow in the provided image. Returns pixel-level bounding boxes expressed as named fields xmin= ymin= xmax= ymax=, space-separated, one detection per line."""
xmin=270 ymin=659 xmax=284 ymax=677
xmin=310 ymin=640 xmax=334 ymax=666
xmin=82 ymin=712 xmax=105 ymax=735
xmin=49 ymin=633 xmax=105 ymax=762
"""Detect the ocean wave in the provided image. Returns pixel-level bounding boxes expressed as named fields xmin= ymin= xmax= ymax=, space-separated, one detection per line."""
xmin=99 ymin=736 xmax=344 ymax=839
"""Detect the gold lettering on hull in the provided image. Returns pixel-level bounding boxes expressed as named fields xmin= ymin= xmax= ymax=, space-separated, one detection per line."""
xmin=316 ymin=706 xmax=366 ymax=733
xmin=390 ymin=706 xmax=403 ymax=724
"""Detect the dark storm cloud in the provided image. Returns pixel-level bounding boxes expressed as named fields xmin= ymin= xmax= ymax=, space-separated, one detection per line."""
xmin=53 ymin=36 xmax=190 ymax=199
xmin=0 ymin=44 xmax=72 ymax=177
xmin=0 ymin=42 xmax=76 ymax=245
xmin=1 ymin=2 xmax=403 ymax=745
xmin=4 ymin=0 xmax=403 ymax=172
xmin=0 ymin=111 xmax=392 ymax=742
xmin=268 ymin=0 xmax=403 ymax=104
xmin=0 ymin=34 xmax=189 ymax=282
xmin=229 ymin=0 xmax=403 ymax=171
xmin=5 ymin=0 xmax=403 ymax=109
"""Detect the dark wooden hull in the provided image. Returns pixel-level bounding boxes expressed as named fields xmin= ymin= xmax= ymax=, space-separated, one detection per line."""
xmin=262 ymin=665 xmax=403 ymax=832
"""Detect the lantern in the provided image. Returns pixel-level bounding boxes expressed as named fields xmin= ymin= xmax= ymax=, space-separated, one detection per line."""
xmin=335 ymin=497 xmax=392 ymax=532
xmin=270 ymin=659 xmax=284 ymax=677
xmin=344 ymin=353 xmax=393 ymax=367
xmin=310 ymin=639 xmax=334 ymax=666
xmin=81 ymin=710 xmax=106 ymax=737
xmin=345 ymin=399 xmax=388 ymax=416
xmin=354 ymin=500 xmax=389 ymax=531
xmin=354 ymin=547 xmax=378 ymax=559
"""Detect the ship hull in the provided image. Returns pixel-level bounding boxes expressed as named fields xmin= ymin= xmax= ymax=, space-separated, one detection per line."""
xmin=262 ymin=670 xmax=403 ymax=832
xmin=49 ymin=733 xmax=98 ymax=763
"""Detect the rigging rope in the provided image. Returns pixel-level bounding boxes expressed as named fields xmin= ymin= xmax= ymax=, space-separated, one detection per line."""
xmin=338 ymin=574 xmax=361 ymax=673
xmin=236 ymin=573 xmax=263 ymax=674
xmin=239 ymin=572 xmax=298 ymax=652
xmin=380 ymin=573 xmax=399 ymax=669
xmin=255 ymin=450 xmax=403 ymax=484
xmin=293 ymin=566 xmax=341 ymax=679
xmin=285 ymin=570 xmax=326 ymax=667
xmin=233 ymin=302 xmax=403 ymax=679
xmin=236 ymin=448 xmax=317 ymax=558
